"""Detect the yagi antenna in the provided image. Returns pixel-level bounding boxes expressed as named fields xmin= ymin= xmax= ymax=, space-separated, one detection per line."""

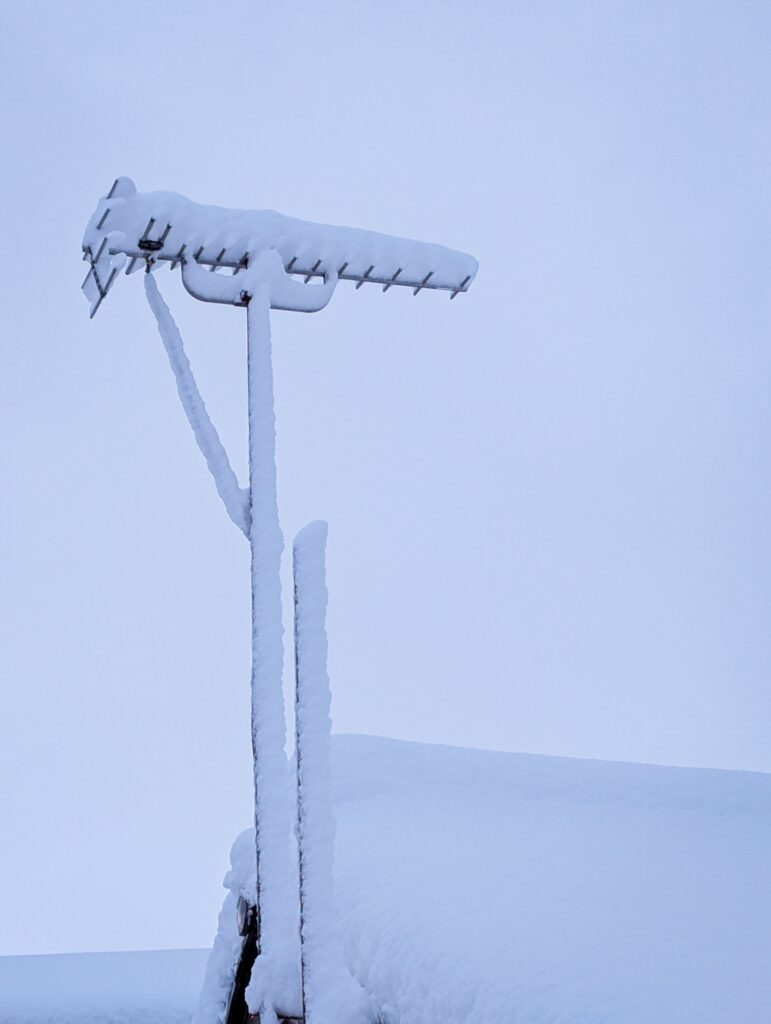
xmin=80 ymin=176 xmax=478 ymax=1024
xmin=82 ymin=176 xmax=477 ymax=317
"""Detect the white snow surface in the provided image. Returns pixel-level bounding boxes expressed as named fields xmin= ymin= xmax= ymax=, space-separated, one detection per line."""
xmin=0 ymin=949 xmax=207 ymax=1024
xmin=293 ymin=523 xmax=371 ymax=1024
xmin=195 ymin=735 xmax=771 ymax=1024
xmin=329 ymin=735 xmax=771 ymax=1024
xmin=6 ymin=737 xmax=769 ymax=1024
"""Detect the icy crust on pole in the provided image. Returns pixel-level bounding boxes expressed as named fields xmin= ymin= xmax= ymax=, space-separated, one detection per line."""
xmin=81 ymin=177 xmax=478 ymax=316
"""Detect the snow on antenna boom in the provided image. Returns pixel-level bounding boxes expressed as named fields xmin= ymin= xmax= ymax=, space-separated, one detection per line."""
xmin=82 ymin=177 xmax=478 ymax=317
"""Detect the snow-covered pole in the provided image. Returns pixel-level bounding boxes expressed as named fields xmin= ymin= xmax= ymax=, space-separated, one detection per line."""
xmin=141 ymin=258 xmax=302 ymax=1018
xmin=169 ymin=251 xmax=338 ymax=1024
xmin=135 ymin=250 xmax=339 ymax=1024
xmin=293 ymin=521 xmax=330 ymax=1021
xmin=293 ymin=523 xmax=370 ymax=1024
xmin=244 ymin=280 xmax=301 ymax=1022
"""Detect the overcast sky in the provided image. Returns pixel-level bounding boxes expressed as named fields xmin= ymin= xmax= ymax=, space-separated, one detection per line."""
xmin=1 ymin=2 xmax=769 ymax=956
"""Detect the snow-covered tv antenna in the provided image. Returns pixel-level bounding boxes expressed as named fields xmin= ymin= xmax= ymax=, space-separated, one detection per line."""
xmin=81 ymin=177 xmax=477 ymax=1023
xmin=82 ymin=177 xmax=477 ymax=318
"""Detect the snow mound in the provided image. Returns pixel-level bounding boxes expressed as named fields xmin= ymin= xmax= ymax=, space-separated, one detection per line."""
xmin=330 ymin=735 xmax=771 ymax=1024
xmin=0 ymin=949 xmax=207 ymax=1024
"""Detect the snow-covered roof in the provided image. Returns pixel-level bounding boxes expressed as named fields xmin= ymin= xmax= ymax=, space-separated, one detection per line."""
xmin=7 ymin=737 xmax=769 ymax=1024
xmin=327 ymin=735 xmax=771 ymax=1024
xmin=0 ymin=949 xmax=207 ymax=1024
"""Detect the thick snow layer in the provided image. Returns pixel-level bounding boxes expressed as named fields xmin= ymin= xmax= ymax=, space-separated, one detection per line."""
xmin=197 ymin=736 xmax=770 ymax=1024
xmin=0 ymin=948 xmax=207 ymax=1024
xmin=8 ymin=738 xmax=768 ymax=1024
xmin=329 ymin=735 xmax=771 ymax=1024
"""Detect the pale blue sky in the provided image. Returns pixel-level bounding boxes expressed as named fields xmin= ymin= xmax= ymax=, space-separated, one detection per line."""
xmin=1 ymin=2 xmax=769 ymax=955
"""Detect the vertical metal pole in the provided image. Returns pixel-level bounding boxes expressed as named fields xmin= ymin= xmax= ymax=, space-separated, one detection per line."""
xmin=293 ymin=521 xmax=330 ymax=1024
xmin=246 ymin=282 xmax=301 ymax=1018
xmin=293 ymin=521 xmax=369 ymax=1024
xmin=293 ymin=563 xmax=308 ymax=1024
